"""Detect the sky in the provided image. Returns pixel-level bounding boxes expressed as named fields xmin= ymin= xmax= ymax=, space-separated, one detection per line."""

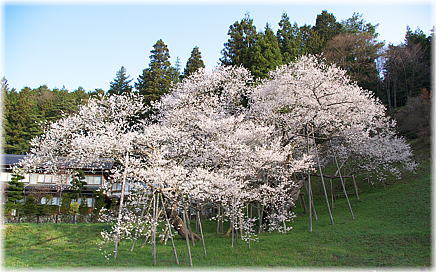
xmin=3 ymin=2 xmax=434 ymax=92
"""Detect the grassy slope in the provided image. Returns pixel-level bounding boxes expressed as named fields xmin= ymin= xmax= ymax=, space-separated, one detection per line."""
xmin=4 ymin=143 xmax=431 ymax=268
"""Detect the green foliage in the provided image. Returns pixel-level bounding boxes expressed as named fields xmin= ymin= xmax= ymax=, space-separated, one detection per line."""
xmin=276 ymin=13 xmax=323 ymax=63
xmin=340 ymin=12 xmax=379 ymax=37
xmin=2 ymin=82 xmax=89 ymax=154
xmin=183 ymin=46 xmax=205 ymax=78
xmin=69 ymin=202 xmax=80 ymax=215
xmin=108 ymin=66 xmax=133 ymax=95
xmin=22 ymin=196 xmax=38 ymax=216
xmin=92 ymin=190 xmax=108 ymax=216
xmin=6 ymin=174 xmax=25 ymax=215
xmin=220 ymin=13 xmax=257 ymax=68
xmin=70 ymin=171 xmax=86 ymax=194
xmin=277 ymin=13 xmax=304 ymax=63
xmin=250 ymin=24 xmax=283 ymax=78
xmin=60 ymin=194 xmax=73 ymax=215
xmin=135 ymin=39 xmax=179 ymax=104
xmin=313 ymin=10 xmax=342 ymax=50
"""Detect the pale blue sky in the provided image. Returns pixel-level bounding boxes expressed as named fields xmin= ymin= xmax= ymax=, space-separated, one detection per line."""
xmin=4 ymin=3 xmax=433 ymax=91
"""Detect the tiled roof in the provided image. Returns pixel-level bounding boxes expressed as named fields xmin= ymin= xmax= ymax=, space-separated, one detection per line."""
xmin=0 ymin=154 xmax=114 ymax=170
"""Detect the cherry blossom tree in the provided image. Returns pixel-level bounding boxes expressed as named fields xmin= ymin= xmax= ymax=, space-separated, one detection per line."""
xmin=19 ymin=55 xmax=416 ymax=265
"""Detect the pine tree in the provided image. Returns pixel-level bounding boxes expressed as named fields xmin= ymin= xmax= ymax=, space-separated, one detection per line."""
xmin=4 ymin=87 xmax=43 ymax=154
xmin=6 ymin=174 xmax=25 ymax=216
xmin=220 ymin=13 xmax=257 ymax=68
xmin=250 ymin=24 xmax=283 ymax=79
xmin=108 ymin=66 xmax=133 ymax=95
xmin=277 ymin=13 xmax=305 ymax=63
xmin=183 ymin=46 xmax=205 ymax=78
xmin=174 ymin=57 xmax=182 ymax=81
xmin=313 ymin=10 xmax=342 ymax=51
xmin=135 ymin=39 xmax=178 ymax=103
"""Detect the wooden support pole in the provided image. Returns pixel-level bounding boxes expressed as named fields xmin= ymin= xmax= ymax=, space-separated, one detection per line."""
xmin=299 ymin=193 xmax=307 ymax=213
xmin=182 ymin=209 xmax=193 ymax=267
xmin=258 ymin=203 xmax=264 ymax=233
xmin=305 ymin=128 xmax=317 ymax=226
xmin=216 ymin=205 xmax=220 ymax=234
xmin=311 ymin=130 xmax=334 ymax=225
xmin=185 ymin=204 xmax=195 ymax=246
xmin=331 ymin=143 xmax=355 ymax=220
xmin=114 ymin=152 xmax=130 ymax=259
xmin=197 ymin=211 xmax=207 ymax=257
xmin=330 ymin=178 xmax=334 ymax=209
xmin=231 ymin=216 xmax=235 ymax=248
xmin=152 ymin=192 xmax=157 ymax=265
xmin=160 ymin=194 xmax=179 ymax=265
xmin=352 ymin=175 xmax=360 ymax=200
xmin=305 ymin=178 xmax=312 ymax=232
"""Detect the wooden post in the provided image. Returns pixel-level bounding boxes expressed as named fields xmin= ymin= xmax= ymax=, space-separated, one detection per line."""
xmin=311 ymin=131 xmax=334 ymax=225
xmin=231 ymin=217 xmax=235 ymax=248
xmin=216 ymin=205 xmax=220 ymax=233
xmin=197 ymin=211 xmax=207 ymax=257
xmin=330 ymin=178 xmax=334 ymax=209
xmin=114 ymin=152 xmax=130 ymax=259
xmin=185 ymin=204 xmax=195 ymax=246
xmin=352 ymin=175 xmax=360 ymax=200
xmin=305 ymin=177 xmax=312 ymax=232
xmin=305 ymin=129 xmax=318 ymax=224
xmin=182 ymin=209 xmax=193 ymax=267
xmin=160 ymin=193 xmax=179 ymax=265
xmin=331 ymin=143 xmax=355 ymax=220
xmin=250 ymin=204 xmax=253 ymax=218
xmin=151 ymin=192 xmax=157 ymax=265
xmin=258 ymin=203 xmax=264 ymax=233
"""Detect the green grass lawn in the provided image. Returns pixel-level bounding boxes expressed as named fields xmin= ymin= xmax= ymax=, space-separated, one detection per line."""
xmin=4 ymin=143 xmax=431 ymax=268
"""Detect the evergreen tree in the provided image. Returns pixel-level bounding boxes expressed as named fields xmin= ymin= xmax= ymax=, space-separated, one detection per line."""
xmin=220 ymin=13 xmax=257 ymax=68
xmin=277 ymin=13 xmax=305 ymax=63
xmin=174 ymin=57 xmax=182 ymax=81
xmin=340 ymin=12 xmax=379 ymax=37
xmin=4 ymin=87 xmax=43 ymax=154
xmin=6 ymin=174 xmax=25 ymax=216
xmin=3 ymin=84 xmax=89 ymax=154
xmin=108 ymin=66 xmax=133 ymax=95
xmin=70 ymin=170 xmax=87 ymax=201
xmin=250 ymin=24 xmax=283 ymax=78
xmin=313 ymin=10 xmax=342 ymax=51
xmin=135 ymin=39 xmax=178 ymax=103
xmin=183 ymin=46 xmax=206 ymax=78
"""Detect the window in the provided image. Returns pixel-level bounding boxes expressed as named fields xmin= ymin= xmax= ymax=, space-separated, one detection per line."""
xmin=36 ymin=174 xmax=56 ymax=184
xmin=41 ymin=196 xmax=58 ymax=205
xmin=52 ymin=197 xmax=60 ymax=206
xmin=85 ymin=175 xmax=102 ymax=185
xmin=37 ymin=174 xmax=45 ymax=183
xmin=45 ymin=175 xmax=54 ymax=184
xmin=70 ymin=198 xmax=94 ymax=207
xmin=29 ymin=174 xmax=38 ymax=184
xmin=85 ymin=198 xmax=94 ymax=207
xmin=0 ymin=172 xmax=12 ymax=182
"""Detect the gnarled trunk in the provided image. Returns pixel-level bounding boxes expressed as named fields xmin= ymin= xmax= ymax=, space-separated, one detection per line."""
xmin=168 ymin=207 xmax=201 ymax=241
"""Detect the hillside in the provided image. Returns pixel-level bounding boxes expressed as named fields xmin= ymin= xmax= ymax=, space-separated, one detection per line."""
xmin=4 ymin=141 xmax=431 ymax=268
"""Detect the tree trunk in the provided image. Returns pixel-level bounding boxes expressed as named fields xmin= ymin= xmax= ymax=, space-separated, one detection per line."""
xmin=168 ymin=207 xmax=201 ymax=241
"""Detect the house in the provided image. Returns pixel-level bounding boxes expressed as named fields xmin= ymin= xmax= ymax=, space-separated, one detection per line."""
xmin=1 ymin=154 xmax=114 ymax=208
